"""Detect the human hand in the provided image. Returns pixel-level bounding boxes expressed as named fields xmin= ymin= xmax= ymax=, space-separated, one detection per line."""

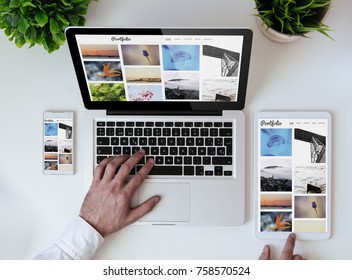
xmin=79 ymin=149 xmax=160 ymax=237
xmin=259 ymin=233 xmax=304 ymax=260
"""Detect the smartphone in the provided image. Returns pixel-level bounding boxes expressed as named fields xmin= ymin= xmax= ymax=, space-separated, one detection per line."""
xmin=254 ymin=111 xmax=331 ymax=240
xmin=43 ymin=112 xmax=74 ymax=175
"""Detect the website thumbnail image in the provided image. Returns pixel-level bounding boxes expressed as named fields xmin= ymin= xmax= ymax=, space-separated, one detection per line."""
xmin=44 ymin=119 xmax=73 ymax=172
xmin=78 ymin=40 xmax=242 ymax=102
xmin=257 ymin=119 xmax=328 ymax=233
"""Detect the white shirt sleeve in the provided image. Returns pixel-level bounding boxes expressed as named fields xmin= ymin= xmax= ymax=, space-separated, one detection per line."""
xmin=33 ymin=216 xmax=104 ymax=260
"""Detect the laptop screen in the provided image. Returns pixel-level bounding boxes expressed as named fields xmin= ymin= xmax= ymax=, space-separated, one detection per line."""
xmin=65 ymin=28 xmax=252 ymax=112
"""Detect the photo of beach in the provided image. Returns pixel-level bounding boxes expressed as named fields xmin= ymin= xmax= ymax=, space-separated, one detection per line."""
xmin=124 ymin=67 xmax=162 ymax=83
xmin=260 ymin=193 xmax=292 ymax=209
xmin=80 ymin=44 xmax=119 ymax=59
xmin=44 ymin=153 xmax=58 ymax=160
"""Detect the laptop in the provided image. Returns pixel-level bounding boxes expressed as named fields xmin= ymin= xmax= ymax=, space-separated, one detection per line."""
xmin=65 ymin=28 xmax=252 ymax=226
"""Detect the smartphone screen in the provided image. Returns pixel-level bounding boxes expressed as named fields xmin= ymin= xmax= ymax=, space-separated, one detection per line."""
xmin=255 ymin=113 xmax=331 ymax=239
xmin=43 ymin=112 xmax=74 ymax=175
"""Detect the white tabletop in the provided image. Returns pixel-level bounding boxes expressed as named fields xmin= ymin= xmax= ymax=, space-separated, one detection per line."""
xmin=0 ymin=0 xmax=351 ymax=260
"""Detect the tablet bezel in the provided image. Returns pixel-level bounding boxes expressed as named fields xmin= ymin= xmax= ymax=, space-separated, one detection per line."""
xmin=254 ymin=111 xmax=331 ymax=240
xmin=65 ymin=27 xmax=253 ymax=111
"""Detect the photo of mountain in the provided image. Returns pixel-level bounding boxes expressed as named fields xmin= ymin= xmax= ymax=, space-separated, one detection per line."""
xmin=260 ymin=157 xmax=292 ymax=192
xmin=164 ymin=72 xmax=199 ymax=100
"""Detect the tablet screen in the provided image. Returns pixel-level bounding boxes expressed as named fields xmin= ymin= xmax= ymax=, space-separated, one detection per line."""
xmin=256 ymin=114 xmax=330 ymax=238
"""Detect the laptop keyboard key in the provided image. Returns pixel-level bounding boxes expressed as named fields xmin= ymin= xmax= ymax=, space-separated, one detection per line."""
xmin=165 ymin=157 xmax=173 ymax=165
xmin=196 ymin=166 xmax=204 ymax=175
xmin=123 ymin=147 xmax=131 ymax=155
xmin=132 ymin=146 xmax=140 ymax=154
xmin=147 ymin=165 xmax=182 ymax=175
xmin=97 ymin=156 xmax=107 ymax=164
xmin=97 ymin=137 xmax=109 ymax=145
xmin=203 ymin=157 xmax=211 ymax=165
xmin=184 ymin=166 xmax=194 ymax=175
xmin=116 ymin=128 xmax=124 ymax=136
xmin=212 ymin=157 xmax=232 ymax=165
xmin=220 ymin=128 xmax=232 ymax=136
xmin=113 ymin=147 xmax=121 ymax=155
xmin=215 ymin=166 xmax=223 ymax=176
xmin=111 ymin=137 xmax=119 ymax=145
xmin=175 ymin=156 xmax=183 ymax=165
xmin=155 ymin=156 xmax=164 ymax=164
xmin=97 ymin=147 xmax=112 ymax=155
xmin=97 ymin=128 xmax=105 ymax=136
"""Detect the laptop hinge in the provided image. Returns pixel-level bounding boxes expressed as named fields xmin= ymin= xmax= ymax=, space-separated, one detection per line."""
xmin=106 ymin=110 xmax=222 ymax=116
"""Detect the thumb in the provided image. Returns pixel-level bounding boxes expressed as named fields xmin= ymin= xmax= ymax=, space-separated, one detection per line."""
xmin=125 ymin=196 xmax=161 ymax=225
xmin=259 ymin=245 xmax=271 ymax=260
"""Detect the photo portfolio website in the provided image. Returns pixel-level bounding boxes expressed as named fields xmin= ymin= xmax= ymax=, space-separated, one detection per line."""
xmin=75 ymin=34 xmax=244 ymax=102
xmin=257 ymin=118 xmax=329 ymax=234
xmin=43 ymin=116 xmax=73 ymax=173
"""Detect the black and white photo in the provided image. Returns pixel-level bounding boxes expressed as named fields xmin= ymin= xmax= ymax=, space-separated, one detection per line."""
xmin=260 ymin=157 xmax=292 ymax=192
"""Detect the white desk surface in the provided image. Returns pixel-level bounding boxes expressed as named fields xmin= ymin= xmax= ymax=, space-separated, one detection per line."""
xmin=0 ymin=0 xmax=351 ymax=260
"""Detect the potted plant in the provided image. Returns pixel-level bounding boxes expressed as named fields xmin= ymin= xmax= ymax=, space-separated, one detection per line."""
xmin=254 ymin=0 xmax=333 ymax=43
xmin=0 ymin=0 xmax=96 ymax=53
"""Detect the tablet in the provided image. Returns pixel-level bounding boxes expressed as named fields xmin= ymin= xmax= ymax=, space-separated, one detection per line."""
xmin=254 ymin=111 xmax=331 ymax=240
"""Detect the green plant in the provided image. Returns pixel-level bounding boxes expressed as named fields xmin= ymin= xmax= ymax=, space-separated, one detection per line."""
xmin=90 ymin=83 xmax=127 ymax=102
xmin=0 ymin=0 xmax=96 ymax=53
xmin=254 ymin=0 xmax=332 ymax=39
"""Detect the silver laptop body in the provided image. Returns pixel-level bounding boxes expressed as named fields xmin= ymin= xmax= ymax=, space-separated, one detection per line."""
xmin=66 ymin=27 xmax=253 ymax=226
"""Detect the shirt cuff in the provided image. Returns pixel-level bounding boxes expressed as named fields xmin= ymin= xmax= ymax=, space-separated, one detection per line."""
xmin=55 ymin=216 xmax=105 ymax=260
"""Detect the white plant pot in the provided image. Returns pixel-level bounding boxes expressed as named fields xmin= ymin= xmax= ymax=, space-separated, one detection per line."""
xmin=255 ymin=16 xmax=300 ymax=43
xmin=255 ymin=0 xmax=331 ymax=43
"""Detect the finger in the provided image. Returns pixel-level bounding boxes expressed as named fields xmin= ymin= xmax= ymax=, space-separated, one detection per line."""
xmin=259 ymin=245 xmax=271 ymax=260
xmin=124 ymin=195 xmax=161 ymax=226
xmin=125 ymin=157 xmax=154 ymax=194
xmin=116 ymin=149 xmax=146 ymax=179
xmin=93 ymin=157 xmax=116 ymax=182
xmin=280 ymin=233 xmax=296 ymax=260
xmin=102 ymin=155 xmax=129 ymax=182
xmin=293 ymin=254 xmax=304 ymax=260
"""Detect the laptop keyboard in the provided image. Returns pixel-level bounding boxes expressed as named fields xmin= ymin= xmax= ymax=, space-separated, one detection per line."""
xmin=95 ymin=120 xmax=234 ymax=177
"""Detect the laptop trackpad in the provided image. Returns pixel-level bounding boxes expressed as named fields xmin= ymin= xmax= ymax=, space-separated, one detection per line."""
xmin=138 ymin=182 xmax=191 ymax=223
